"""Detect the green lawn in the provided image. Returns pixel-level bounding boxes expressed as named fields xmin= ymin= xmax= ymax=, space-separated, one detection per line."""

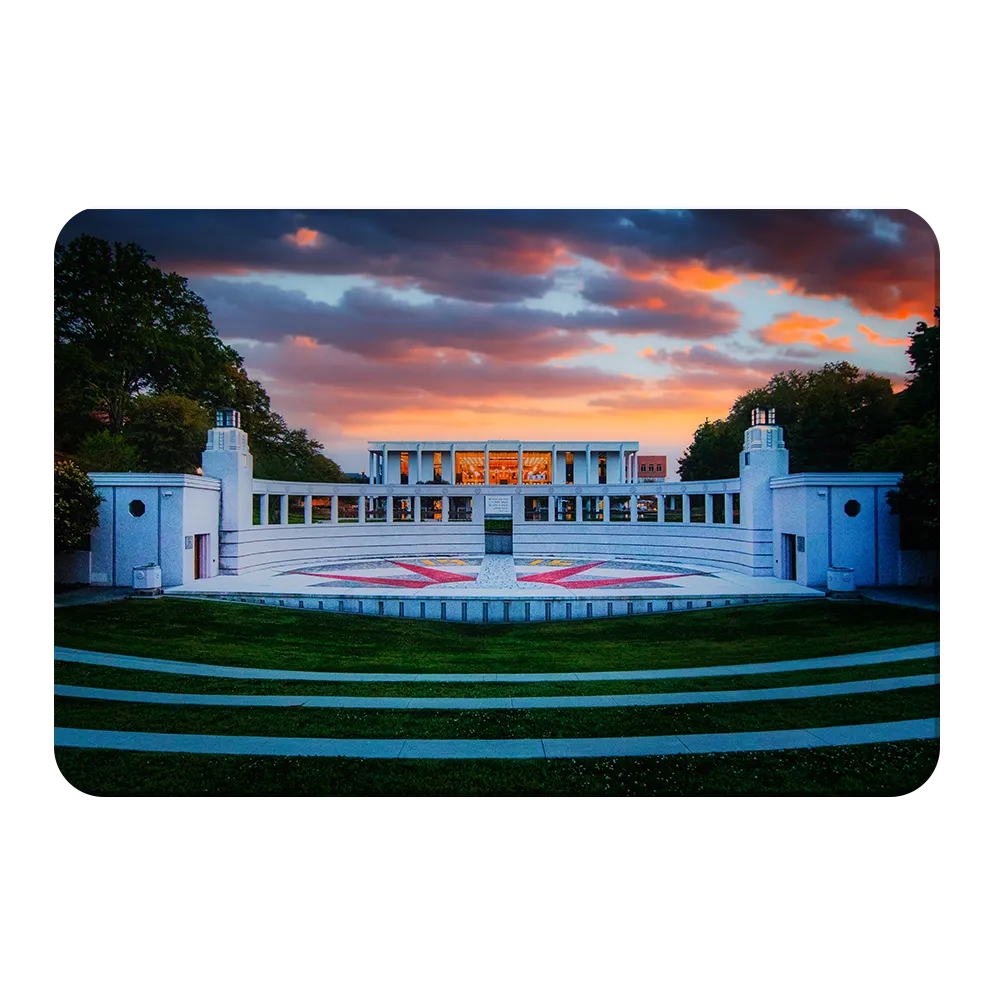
xmin=54 ymin=657 xmax=939 ymax=699
xmin=54 ymin=740 xmax=940 ymax=796
xmin=54 ymin=597 xmax=939 ymax=675
xmin=55 ymin=686 xmax=939 ymax=740
xmin=52 ymin=596 xmax=940 ymax=796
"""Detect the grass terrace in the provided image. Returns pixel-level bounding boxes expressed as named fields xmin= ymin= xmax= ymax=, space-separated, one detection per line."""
xmin=53 ymin=596 xmax=939 ymax=796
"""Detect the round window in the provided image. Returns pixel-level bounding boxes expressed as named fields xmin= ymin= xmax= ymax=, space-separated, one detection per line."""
xmin=844 ymin=499 xmax=861 ymax=517
xmin=128 ymin=499 xmax=146 ymax=518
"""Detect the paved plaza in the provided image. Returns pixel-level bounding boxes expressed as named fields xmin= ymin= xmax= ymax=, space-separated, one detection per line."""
xmin=169 ymin=552 xmax=822 ymax=603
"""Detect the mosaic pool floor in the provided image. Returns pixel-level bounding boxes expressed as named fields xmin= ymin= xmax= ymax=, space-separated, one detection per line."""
xmin=170 ymin=553 xmax=822 ymax=601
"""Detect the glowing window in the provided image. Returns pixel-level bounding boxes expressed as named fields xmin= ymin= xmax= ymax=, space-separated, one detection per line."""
xmin=522 ymin=452 xmax=552 ymax=484
xmin=454 ymin=451 xmax=484 ymax=485
xmin=488 ymin=451 xmax=519 ymax=485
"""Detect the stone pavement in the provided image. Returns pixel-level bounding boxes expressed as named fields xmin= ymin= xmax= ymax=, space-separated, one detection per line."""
xmin=858 ymin=588 xmax=940 ymax=612
xmin=55 ymin=587 xmax=131 ymax=609
xmin=54 ymin=717 xmax=939 ymax=758
xmin=54 ymin=642 xmax=941 ymax=684
xmin=53 ymin=672 xmax=939 ymax=709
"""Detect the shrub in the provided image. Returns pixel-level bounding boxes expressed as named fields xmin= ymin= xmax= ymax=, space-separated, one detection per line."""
xmin=55 ymin=460 xmax=104 ymax=552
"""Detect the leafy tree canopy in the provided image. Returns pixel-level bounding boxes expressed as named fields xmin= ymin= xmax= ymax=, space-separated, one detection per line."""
xmin=75 ymin=430 xmax=142 ymax=473
xmin=55 ymin=460 xmax=104 ymax=551
xmin=55 ymin=235 xmax=351 ymax=483
xmin=55 ymin=235 xmax=241 ymax=439
xmin=125 ymin=393 xmax=213 ymax=474
xmin=678 ymin=362 xmax=897 ymax=480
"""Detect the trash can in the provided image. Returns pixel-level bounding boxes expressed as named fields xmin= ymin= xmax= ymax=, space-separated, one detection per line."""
xmin=133 ymin=564 xmax=163 ymax=595
xmin=827 ymin=567 xmax=855 ymax=593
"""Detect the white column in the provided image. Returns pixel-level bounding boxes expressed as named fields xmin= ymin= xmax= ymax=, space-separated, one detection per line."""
xmin=656 ymin=494 xmax=664 ymax=523
xmin=484 ymin=443 xmax=490 ymax=486
xmin=387 ymin=493 xmax=393 ymax=523
xmin=279 ymin=494 xmax=289 ymax=525
xmin=416 ymin=446 xmax=422 ymax=485
xmin=725 ymin=492 xmax=734 ymax=525
xmin=414 ymin=492 xmax=421 ymax=522
xmin=368 ymin=451 xmax=374 ymax=484
xmin=585 ymin=444 xmax=591 ymax=484
xmin=551 ymin=444 xmax=557 ymax=484
xmin=619 ymin=444 xmax=625 ymax=483
xmin=630 ymin=493 xmax=638 ymax=523
xmin=382 ymin=445 xmax=388 ymax=485
xmin=304 ymin=496 xmax=313 ymax=525
xmin=517 ymin=444 xmax=523 ymax=486
xmin=575 ymin=495 xmax=582 ymax=522
xmin=450 ymin=445 xmax=456 ymax=485
xmin=261 ymin=493 xmax=269 ymax=525
xmin=358 ymin=494 xmax=366 ymax=523
xmin=682 ymin=493 xmax=691 ymax=523
xmin=602 ymin=492 xmax=610 ymax=522
xmin=442 ymin=494 xmax=449 ymax=522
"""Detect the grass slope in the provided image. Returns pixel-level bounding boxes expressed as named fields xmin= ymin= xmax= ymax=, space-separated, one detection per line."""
xmin=55 ymin=686 xmax=939 ymax=741
xmin=54 ymin=741 xmax=940 ymax=796
xmin=54 ymin=657 xmax=939 ymax=699
xmin=55 ymin=598 xmax=939 ymax=675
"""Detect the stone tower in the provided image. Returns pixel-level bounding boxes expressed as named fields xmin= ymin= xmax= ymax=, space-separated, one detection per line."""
xmin=201 ymin=409 xmax=253 ymax=536
xmin=738 ymin=408 xmax=789 ymax=532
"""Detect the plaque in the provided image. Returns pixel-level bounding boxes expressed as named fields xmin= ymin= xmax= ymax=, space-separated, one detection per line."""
xmin=484 ymin=494 xmax=512 ymax=515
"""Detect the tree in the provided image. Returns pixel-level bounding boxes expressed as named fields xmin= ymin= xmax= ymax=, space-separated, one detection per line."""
xmin=678 ymin=362 xmax=898 ymax=480
xmin=55 ymin=460 xmax=104 ymax=551
xmin=125 ymin=394 xmax=212 ymax=473
xmin=55 ymin=234 xmax=355 ymax=482
xmin=887 ymin=463 xmax=939 ymax=551
xmin=75 ymin=430 xmax=142 ymax=472
xmin=676 ymin=418 xmax=744 ymax=480
xmin=253 ymin=426 xmax=348 ymax=482
xmin=895 ymin=308 xmax=940 ymax=423
xmin=55 ymin=235 xmax=242 ymax=441
xmin=851 ymin=419 xmax=938 ymax=476
xmin=855 ymin=308 xmax=940 ymax=550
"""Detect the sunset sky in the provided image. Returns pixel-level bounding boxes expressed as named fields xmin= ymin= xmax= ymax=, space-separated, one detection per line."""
xmin=57 ymin=210 xmax=938 ymax=476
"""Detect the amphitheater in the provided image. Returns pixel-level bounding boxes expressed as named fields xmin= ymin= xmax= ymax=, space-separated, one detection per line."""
xmin=54 ymin=409 xmax=938 ymax=780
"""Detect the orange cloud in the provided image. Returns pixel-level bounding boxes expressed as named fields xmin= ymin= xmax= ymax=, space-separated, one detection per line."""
xmin=858 ymin=323 xmax=910 ymax=347
xmin=752 ymin=311 xmax=854 ymax=352
xmin=290 ymin=335 xmax=320 ymax=349
xmin=666 ymin=263 xmax=741 ymax=292
xmin=285 ymin=227 xmax=321 ymax=247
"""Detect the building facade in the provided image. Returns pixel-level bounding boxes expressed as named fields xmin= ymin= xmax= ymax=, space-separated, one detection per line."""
xmin=636 ymin=455 xmax=668 ymax=481
xmin=63 ymin=409 xmax=934 ymax=593
xmin=366 ymin=441 xmax=642 ymax=486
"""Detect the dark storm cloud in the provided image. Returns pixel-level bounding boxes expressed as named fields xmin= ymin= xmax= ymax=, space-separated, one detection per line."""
xmin=58 ymin=208 xmax=938 ymax=318
xmin=191 ymin=278 xmax=739 ymax=362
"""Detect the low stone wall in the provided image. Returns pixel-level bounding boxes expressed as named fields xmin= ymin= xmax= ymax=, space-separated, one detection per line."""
xmin=219 ymin=522 xmax=483 ymax=574
xmin=898 ymin=549 xmax=940 ymax=588
xmin=515 ymin=523 xmax=773 ymax=575
xmin=217 ymin=520 xmax=773 ymax=576
xmin=174 ymin=589 xmax=811 ymax=623
xmin=55 ymin=550 xmax=92 ymax=585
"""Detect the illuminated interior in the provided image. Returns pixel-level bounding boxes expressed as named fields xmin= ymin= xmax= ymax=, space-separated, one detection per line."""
xmin=488 ymin=451 xmax=519 ymax=485
xmin=400 ymin=452 xmax=409 ymax=484
xmin=521 ymin=452 xmax=552 ymax=484
xmin=454 ymin=451 xmax=485 ymax=484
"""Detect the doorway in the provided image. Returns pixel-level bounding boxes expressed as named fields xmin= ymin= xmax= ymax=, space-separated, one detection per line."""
xmin=194 ymin=533 xmax=211 ymax=579
xmin=484 ymin=517 xmax=513 ymax=554
xmin=781 ymin=532 xmax=797 ymax=581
